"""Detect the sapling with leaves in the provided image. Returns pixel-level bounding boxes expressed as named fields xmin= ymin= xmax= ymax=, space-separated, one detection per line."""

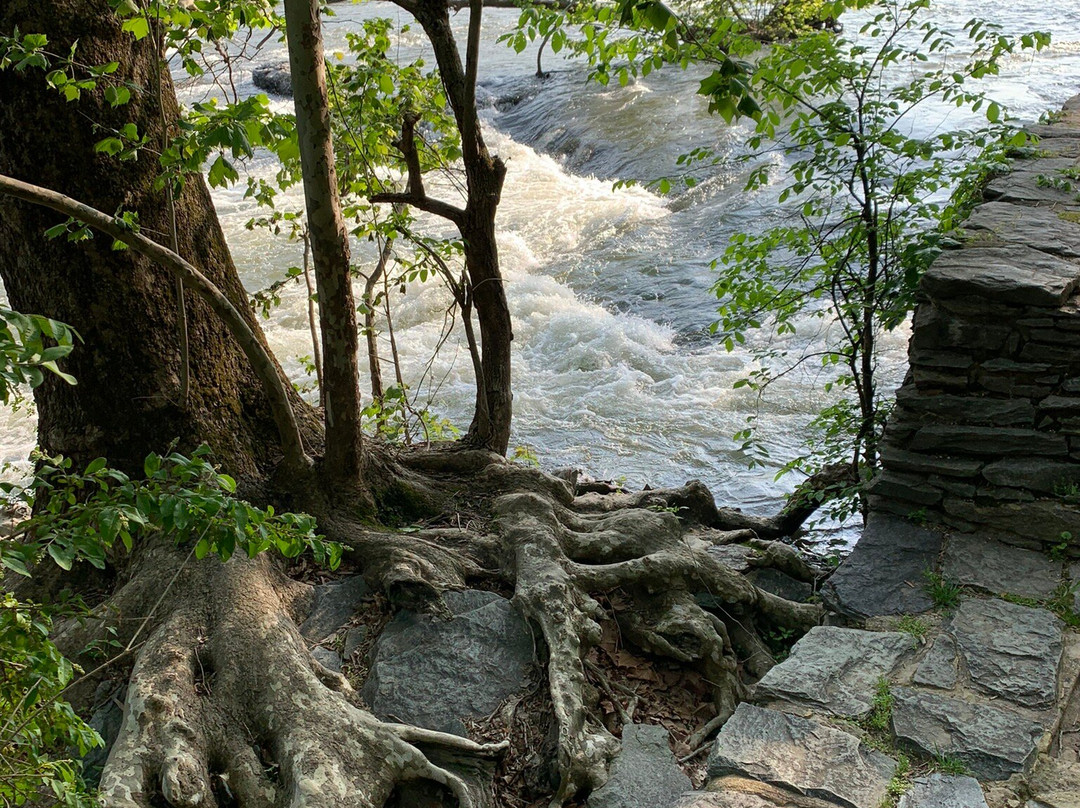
xmin=710 ymin=0 xmax=1049 ymax=517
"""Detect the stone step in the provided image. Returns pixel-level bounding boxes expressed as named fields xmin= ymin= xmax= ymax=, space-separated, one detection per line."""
xmin=707 ymin=703 xmax=897 ymax=808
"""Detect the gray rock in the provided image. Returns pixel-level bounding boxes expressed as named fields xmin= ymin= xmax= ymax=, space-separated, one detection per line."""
xmin=745 ymin=568 xmax=812 ymax=602
xmin=708 ymin=703 xmax=896 ymax=808
xmin=920 ymin=246 xmax=1080 ymax=308
xmin=251 ymin=61 xmax=292 ymax=96
xmin=822 ymin=514 xmax=942 ymax=618
xmin=672 ymin=785 xmax=834 ymax=807
xmin=883 ymin=446 xmax=986 ymax=477
xmin=940 ymin=499 xmax=1080 ymax=543
xmin=985 ymin=171 xmax=1080 ymax=207
xmin=80 ymin=683 xmax=125 ymax=785
xmin=312 ymin=645 xmax=343 ymax=673
xmin=891 ymin=687 xmax=1045 ymax=781
xmin=963 ymin=202 xmax=1080 ymax=259
xmin=913 ymin=634 xmax=958 ymax=690
xmin=588 ymin=724 xmax=690 ymax=808
xmin=941 ymin=533 xmax=1061 ymax=599
xmin=300 ymin=575 xmax=370 ymax=643
xmin=981 ymin=459 xmax=1080 ymax=496
xmin=342 ymin=626 xmax=367 ymax=660
xmin=755 ymin=627 xmax=916 ymax=718
xmin=898 ymin=774 xmax=989 ymax=808
xmin=908 ymin=425 xmax=1069 ymax=458
xmin=949 ymin=598 xmax=1063 ymax=709
xmin=362 ymin=590 xmax=535 ymax=735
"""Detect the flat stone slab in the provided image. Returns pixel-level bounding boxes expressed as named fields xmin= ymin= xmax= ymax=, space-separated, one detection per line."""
xmin=755 ymin=626 xmax=916 ymax=718
xmin=913 ymin=634 xmax=958 ymax=690
xmin=708 ymin=703 xmax=896 ymax=808
xmin=920 ymin=245 xmax=1080 ymax=308
xmin=891 ymin=687 xmax=1046 ymax=781
xmin=941 ymin=533 xmax=1061 ymax=600
xmin=898 ymin=774 xmax=989 ymax=808
xmin=300 ymin=575 xmax=371 ymax=643
xmin=823 ymin=514 xmax=942 ymax=618
xmin=949 ymin=598 xmax=1063 ymax=709
xmin=589 ymin=724 xmax=691 ymax=808
xmin=362 ymin=590 xmax=535 ymax=735
xmin=963 ymin=202 xmax=1080 ymax=258
xmin=674 ymin=784 xmax=839 ymax=807
xmin=985 ymin=170 xmax=1080 ymax=207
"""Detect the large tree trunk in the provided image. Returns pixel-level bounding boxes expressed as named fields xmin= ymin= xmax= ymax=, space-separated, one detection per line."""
xmin=0 ymin=0 xmax=317 ymax=477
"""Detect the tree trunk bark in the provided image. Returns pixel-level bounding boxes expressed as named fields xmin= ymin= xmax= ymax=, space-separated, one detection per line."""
xmin=408 ymin=0 xmax=514 ymax=454
xmin=0 ymin=0 xmax=318 ymax=477
xmin=284 ymin=0 xmax=365 ymax=483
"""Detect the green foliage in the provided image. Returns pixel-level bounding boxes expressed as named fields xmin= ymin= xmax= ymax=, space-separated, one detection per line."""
xmin=932 ymin=754 xmax=970 ymax=776
xmin=880 ymin=752 xmax=912 ymax=808
xmin=0 ymin=446 xmax=341 ymax=577
xmin=511 ymin=445 xmax=540 ymax=466
xmin=0 ymin=596 xmax=101 ymax=808
xmin=895 ymin=615 xmax=928 ymax=639
xmin=0 ymin=310 xmax=78 ymax=408
xmin=711 ymin=0 xmax=1047 ymax=511
xmin=865 ymin=676 xmax=894 ymax=732
xmin=922 ymin=571 xmax=961 ymax=610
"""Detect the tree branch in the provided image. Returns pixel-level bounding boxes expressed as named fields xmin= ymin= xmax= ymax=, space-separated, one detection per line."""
xmin=369 ymin=192 xmax=466 ymax=226
xmin=0 ymin=173 xmax=312 ymax=475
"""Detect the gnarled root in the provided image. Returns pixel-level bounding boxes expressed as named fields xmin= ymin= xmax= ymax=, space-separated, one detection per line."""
xmin=494 ymin=487 xmax=822 ymax=804
xmin=97 ymin=550 xmax=506 ymax=808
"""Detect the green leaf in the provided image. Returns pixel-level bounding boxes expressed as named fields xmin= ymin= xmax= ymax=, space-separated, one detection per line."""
xmin=121 ymin=16 xmax=150 ymax=41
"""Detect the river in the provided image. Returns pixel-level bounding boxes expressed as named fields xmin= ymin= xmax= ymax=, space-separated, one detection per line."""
xmin=4 ymin=0 xmax=1080 ymax=547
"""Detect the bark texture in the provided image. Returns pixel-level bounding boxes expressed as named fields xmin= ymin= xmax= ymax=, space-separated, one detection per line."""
xmin=0 ymin=0 xmax=318 ymax=476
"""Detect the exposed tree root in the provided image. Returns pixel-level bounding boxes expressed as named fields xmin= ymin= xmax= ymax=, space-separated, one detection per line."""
xmin=93 ymin=547 xmax=506 ymax=808
xmin=82 ymin=458 xmax=821 ymax=808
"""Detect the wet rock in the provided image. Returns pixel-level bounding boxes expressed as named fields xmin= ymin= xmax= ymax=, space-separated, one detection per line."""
xmin=920 ymin=246 xmax=1080 ymax=308
xmin=300 ymin=575 xmax=370 ymax=643
xmin=312 ymin=645 xmax=342 ymax=672
xmin=745 ymin=568 xmax=812 ymax=602
xmin=251 ymin=61 xmax=292 ymax=96
xmin=755 ymin=626 xmax=916 ymax=719
xmin=941 ymin=534 xmax=1061 ymax=600
xmin=891 ymin=687 xmax=1045 ymax=781
xmin=912 ymin=634 xmax=958 ymax=691
xmin=822 ymin=514 xmax=942 ymax=618
xmin=984 ymin=170 xmax=1080 ymax=207
xmin=708 ymin=703 xmax=896 ymax=808
xmin=588 ymin=723 xmax=690 ymax=808
xmin=362 ymin=590 xmax=535 ymax=735
xmin=948 ymin=598 xmax=1063 ymax=709
xmin=898 ymin=773 xmax=989 ymax=808
xmin=673 ymin=782 xmax=836 ymax=808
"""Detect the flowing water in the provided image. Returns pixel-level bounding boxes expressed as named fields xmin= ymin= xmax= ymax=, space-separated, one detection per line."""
xmin=4 ymin=1 xmax=1080 ymax=546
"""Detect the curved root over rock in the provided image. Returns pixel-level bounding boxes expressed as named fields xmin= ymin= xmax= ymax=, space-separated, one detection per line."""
xmin=89 ymin=459 xmax=821 ymax=808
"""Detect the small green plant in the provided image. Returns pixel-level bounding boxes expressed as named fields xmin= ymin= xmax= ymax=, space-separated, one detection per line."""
xmin=932 ymin=754 xmax=971 ymax=776
xmin=1035 ymin=173 xmax=1073 ymax=192
xmin=762 ymin=625 xmax=800 ymax=662
xmin=1049 ymin=532 xmax=1072 ymax=562
xmin=880 ymin=752 xmax=912 ymax=808
xmin=906 ymin=508 xmax=928 ymax=525
xmin=923 ymin=571 xmax=961 ymax=610
xmin=865 ymin=677 xmax=895 ymax=733
xmin=1039 ymin=108 xmax=1066 ymax=125
xmin=896 ymin=615 xmax=928 ymax=639
xmin=512 ymin=445 xmax=539 ymax=466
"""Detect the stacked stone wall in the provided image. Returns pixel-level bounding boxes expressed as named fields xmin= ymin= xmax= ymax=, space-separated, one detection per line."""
xmin=872 ymin=98 xmax=1080 ymax=550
